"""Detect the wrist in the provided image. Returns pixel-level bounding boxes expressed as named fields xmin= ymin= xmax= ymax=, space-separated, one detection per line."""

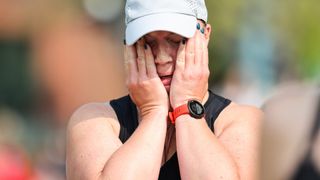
xmin=140 ymin=106 xmax=168 ymax=118
xmin=171 ymin=91 xmax=209 ymax=109
xmin=172 ymin=100 xmax=188 ymax=109
xmin=169 ymin=100 xmax=205 ymax=124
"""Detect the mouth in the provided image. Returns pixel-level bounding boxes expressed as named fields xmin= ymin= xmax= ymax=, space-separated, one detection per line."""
xmin=159 ymin=75 xmax=172 ymax=89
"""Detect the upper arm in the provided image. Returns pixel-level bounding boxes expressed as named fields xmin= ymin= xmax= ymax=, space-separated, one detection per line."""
xmin=214 ymin=104 xmax=263 ymax=180
xmin=66 ymin=102 xmax=122 ymax=180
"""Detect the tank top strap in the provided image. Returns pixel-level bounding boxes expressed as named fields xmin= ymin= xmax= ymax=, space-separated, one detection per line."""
xmin=110 ymin=90 xmax=231 ymax=141
xmin=204 ymin=89 xmax=232 ymax=133
xmin=109 ymin=95 xmax=139 ymax=143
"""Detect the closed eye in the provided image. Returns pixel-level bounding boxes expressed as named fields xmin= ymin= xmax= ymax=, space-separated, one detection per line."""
xmin=146 ymin=40 xmax=156 ymax=48
xmin=167 ymin=35 xmax=183 ymax=45
xmin=168 ymin=39 xmax=180 ymax=44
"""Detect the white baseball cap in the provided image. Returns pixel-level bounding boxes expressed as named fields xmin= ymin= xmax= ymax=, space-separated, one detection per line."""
xmin=125 ymin=0 xmax=208 ymax=45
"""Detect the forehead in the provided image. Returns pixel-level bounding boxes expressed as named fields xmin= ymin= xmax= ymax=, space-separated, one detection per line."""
xmin=144 ymin=31 xmax=183 ymax=39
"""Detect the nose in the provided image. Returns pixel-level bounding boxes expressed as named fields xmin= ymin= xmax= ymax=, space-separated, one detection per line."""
xmin=154 ymin=44 xmax=173 ymax=65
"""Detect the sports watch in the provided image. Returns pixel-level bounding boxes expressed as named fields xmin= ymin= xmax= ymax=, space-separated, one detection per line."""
xmin=169 ymin=100 xmax=205 ymax=124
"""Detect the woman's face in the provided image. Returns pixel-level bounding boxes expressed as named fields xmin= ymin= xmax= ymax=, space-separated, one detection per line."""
xmin=144 ymin=31 xmax=184 ymax=91
xmin=142 ymin=21 xmax=211 ymax=92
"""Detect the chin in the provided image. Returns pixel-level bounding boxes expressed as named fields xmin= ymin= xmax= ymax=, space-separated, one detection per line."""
xmin=164 ymin=85 xmax=170 ymax=93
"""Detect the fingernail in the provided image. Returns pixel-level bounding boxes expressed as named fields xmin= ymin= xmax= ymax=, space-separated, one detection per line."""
xmin=144 ymin=44 xmax=147 ymax=49
xmin=200 ymin=28 xmax=205 ymax=34
xmin=182 ymin=39 xmax=186 ymax=45
xmin=196 ymin=23 xmax=201 ymax=30
xmin=123 ymin=39 xmax=126 ymax=45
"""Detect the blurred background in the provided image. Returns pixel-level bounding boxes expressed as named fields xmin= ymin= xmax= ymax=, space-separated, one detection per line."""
xmin=0 ymin=0 xmax=319 ymax=179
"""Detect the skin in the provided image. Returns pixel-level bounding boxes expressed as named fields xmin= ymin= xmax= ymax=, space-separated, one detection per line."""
xmin=66 ymin=20 xmax=263 ymax=180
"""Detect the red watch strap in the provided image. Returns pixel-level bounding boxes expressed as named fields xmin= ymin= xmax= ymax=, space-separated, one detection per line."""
xmin=168 ymin=104 xmax=189 ymax=124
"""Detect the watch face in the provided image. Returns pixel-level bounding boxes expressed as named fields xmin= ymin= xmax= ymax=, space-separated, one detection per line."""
xmin=188 ymin=100 xmax=205 ymax=119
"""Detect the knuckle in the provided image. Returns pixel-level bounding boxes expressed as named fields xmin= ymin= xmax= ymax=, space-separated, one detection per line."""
xmin=195 ymin=49 xmax=203 ymax=54
xmin=147 ymin=73 xmax=156 ymax=78
xmin=137 ymin=56 xmax=144 ymax=62
xmin=127 ymin=51 xmax=135 ymax=60
xmin=146 ymin=58 xmax=154 ymax=65
xmin=187 ymin=52 xmax=195 ymax=57
xmin=138 ymin=78 xmax=149 ymax=87
xmin=204 ymin=69 xmax=210 ymax=77
xmin=188 ymin=51 xmax=194 ymax=55
xmin=176 ymin=57 xmax=184 ymax=65
xmin=199 ymin=72 xmax=209 ymax=81
xmin=177 ymin=50 xmax=185 ymax=57
xmin=127 ymin=81 xmax=138 ymax=90
xmin=182 ymin=70 xmax=193 ymax=80
xmin=193 ymin=69 xmax=203 ymax=80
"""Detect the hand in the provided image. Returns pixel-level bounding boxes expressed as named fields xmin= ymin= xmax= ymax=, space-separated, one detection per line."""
xmin=125 ymin=39 xmax=169 ymax=117
xmin=169 ymin=29 xmax=209 ymax=109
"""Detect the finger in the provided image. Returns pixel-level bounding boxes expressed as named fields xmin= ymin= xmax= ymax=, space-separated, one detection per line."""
xmin=185 ymin=33 xmax=195 ymax=69
xmin=202 ymin=39 xmax=209 ymax=66
xmin=144 ymin=43 xmax=157 ymax=78
xmin=136 ymin=40 xmax=147 ymax=77
xmin=125 ymin=45 xmax=138 ymax=78
xmin=195 ymin=29 xmax=203 ymax=67
xmin=175 ymin=39 xmax=186 ymax=72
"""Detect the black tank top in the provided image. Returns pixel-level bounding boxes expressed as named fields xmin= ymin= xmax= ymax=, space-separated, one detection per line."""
xmin=110 ymin=90 xmax=231 ymax=179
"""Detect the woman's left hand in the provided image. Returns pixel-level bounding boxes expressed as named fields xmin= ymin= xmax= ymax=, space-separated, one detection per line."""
xmin=169 ymin=28 xmax=210 ymax=109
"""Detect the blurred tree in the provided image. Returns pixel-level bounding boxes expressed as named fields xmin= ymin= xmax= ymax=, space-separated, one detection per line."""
xmin=206 ymin=0 xmax=320 ymax=86
xmin=0 ymin=41 xmax=35 ymax=114
xmin=206 ymin=0 xmax=246 ymax=85
xmin=270 ymin=0 xmax=320 ymax=80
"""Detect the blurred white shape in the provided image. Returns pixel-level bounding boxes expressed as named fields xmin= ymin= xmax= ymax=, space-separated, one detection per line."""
xmin=83 ymin=0 xmax=123 ymax=22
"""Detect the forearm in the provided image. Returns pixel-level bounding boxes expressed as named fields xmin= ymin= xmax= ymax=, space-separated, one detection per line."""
xmin=100 ymin=109 xmax=167 ymax=180
xmin=175 ymin=116 xmax=239 ymax=180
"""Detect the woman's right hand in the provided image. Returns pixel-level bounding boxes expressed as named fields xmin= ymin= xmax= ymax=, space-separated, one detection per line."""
xmin=125 ymin=39 xmax=169 ymax=117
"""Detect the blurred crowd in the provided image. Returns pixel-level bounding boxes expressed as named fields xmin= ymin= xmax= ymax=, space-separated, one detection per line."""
xmin=0 ymin=0 xmax=126 ymax=179
xmin=0 ymin=0 xmax=319 ymax=179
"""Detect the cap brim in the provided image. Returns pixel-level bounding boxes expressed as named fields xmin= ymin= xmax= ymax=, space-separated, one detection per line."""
xmin=125 ymin=13 xmax=197 ymax=45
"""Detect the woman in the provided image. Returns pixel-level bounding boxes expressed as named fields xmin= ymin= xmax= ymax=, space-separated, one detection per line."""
xmin=66 ymin=0 xmax=262 ymax=179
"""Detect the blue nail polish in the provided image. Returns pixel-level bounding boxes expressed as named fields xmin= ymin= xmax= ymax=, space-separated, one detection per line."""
xmin=196 ymin=23 xmax=201 ymax=30
xmin=200 ymin=28 xmax=205 ymax=34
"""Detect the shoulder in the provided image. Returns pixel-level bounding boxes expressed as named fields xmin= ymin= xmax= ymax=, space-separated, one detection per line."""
xmin=66 ymin=102 xmax=123 ymax=179
xmin=263 ymin=83 xmax=319 ymax=123
xmin=212 ymin=102 xmax=263 ymax=180
xmin=67 ymin=102 xmax=120 ymax=134
xmin=214 ymin=102 xmax=263 ymax=137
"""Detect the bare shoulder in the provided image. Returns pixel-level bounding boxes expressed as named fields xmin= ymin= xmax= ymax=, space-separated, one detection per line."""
xmin=214 ymin=102 xmax=263 ymax=137
xmin=66 ymin=102 xmax=122 ymax=179
xmin=212 ymin=102 xmax=263 ymax=180
xmin=68 ymin=102 xmax=120 ymax=133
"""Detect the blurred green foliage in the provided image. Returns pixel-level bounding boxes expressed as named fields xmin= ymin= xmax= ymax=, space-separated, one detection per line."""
xmin=206 ymin=0 xmax=320 ymax=83
xmin=286 ymin=0 xmax=320 ymax=80
xmin=206 ymin=0 xmax=245 ymax=84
